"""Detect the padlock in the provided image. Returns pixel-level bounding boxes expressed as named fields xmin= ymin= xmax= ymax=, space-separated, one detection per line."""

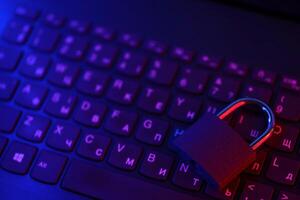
xmin=173 ymin=97 xmax=275 ymax=189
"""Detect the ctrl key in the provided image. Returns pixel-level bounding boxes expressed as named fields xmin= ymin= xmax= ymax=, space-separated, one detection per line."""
xmin=62 ymin=160 xmax=203 ymax=200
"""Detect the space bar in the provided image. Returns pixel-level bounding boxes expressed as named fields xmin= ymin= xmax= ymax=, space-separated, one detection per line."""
xmin=62 ymin=160 xmax=203 ymax=200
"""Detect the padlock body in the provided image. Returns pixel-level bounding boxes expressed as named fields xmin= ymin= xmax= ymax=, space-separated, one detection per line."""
xmin=173 ymin=113 xmax=256 ymax=188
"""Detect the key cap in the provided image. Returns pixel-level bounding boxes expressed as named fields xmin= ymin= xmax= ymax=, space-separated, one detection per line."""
xmin=31 ymin=150 xmax=67 ymax=184
xmin=273 ymin=91 xmax=300 ymax=121
xmin=0 ymin=105 xmax=21 ymax=133
xmin=19 ymin=53 xmax=50 ymax=79
xmin=86 ymin=42 xmax=118 ymax=68
xmin=0 ymin=76 xmax=19 ymax=100
xmin=0 ymin=46 xmax=21 ymax=71
xmin=245 ymin=150 xmax=267 ymax=175
xmin=138 ymin=87 xmax=170 ymax=114
xmin=280 ymin=75 xmax=300 ymax=92
xmin=58 ymin=35 xmax=87 ymax=60
xmin=77 ymin=132 xmax=111 ymax=161
xmin=77 ymin=69 xmax=109 ymax=96
xmin=92 ymin=25 xmax=115 ymax=40
xmin=62 ymin=159 xmax=203 ymax=200
xmin=44 ymin=91 xmax=77 ymax=118
xmin=202 ymin=101 xmax=224 ymax=115
xmin=266 ymin=155 xmax=300 ymax=185
xmin=67 ymin=19 xmax=90 ymax=34
xmin=177 ymin=67 xmax=208 ymax=94
xmin=171 ymin=46 xmax=195 ymax=62
xmin=30 ymin=27 xmax=59 ymax=52
xmin=209 ymin=76 xmax=240 ymax=102
xmin=252 ymin=68 xmax=276 ymax=85
xmin=205 ymin=178 xmax=240 ymax=200
xmin=106 ymin=78 xmax=139 ymax=105
xmin=136 ymin=117 xmax=169 ymax=146
xmin=172 ymin=161 xmax=202 ymax=191
xmin=15 ymin=6 xmax=39 ymax=20
xmin=168 ymin=95 xmax=202 ymax=122
xmin=224 ymin=61 xmax=248 ymax=76
xmin=2 ymin=19 xmax=32 ymax=44
xmin=17 ymin=114 xmax=50 ymax=142
xmin=0 ymin=136 xmax=8 ymax=156
xmin=147 ymin=59 xmax=179 ymax=85
xmin=240 ymin=181 xmax=274 ymax=200
xmin=46 ymin=122 xmax=80 ymax=152
xmin=48 ymin=61 xmax=79 ymax=87
xmin=140 ymin=151 xmax=174 ymax=180
xmin=267 ymin=123 xmax=299 ymax=152
xmin=15 ymin=82 xmax=48 ymax=109
xmin=1 ymin=141 xmax=37 ymax=174
xmin=119 ymin=33 xmax=141 ymax=48
xmin=144 ymin=40 xmax=167 ymax=55
xmin=104 ymin=109 xmax=137 ymax=136
xmin=197 ymin=54 xmax=222 ymax=69
xmin=241 ymin=83 xmax=272 ymax=103
xmin=43 ymin=12 xmax=65 ymax=27
xmin=277 ymin=191 xmax=300 ymax=200
xmin=116 ymin=51 xmax=147 ymax=76
xmin=108 ymin=141 xmax=142 ymax=170
xmin=74 ymin=99 xmax=106 ymax=127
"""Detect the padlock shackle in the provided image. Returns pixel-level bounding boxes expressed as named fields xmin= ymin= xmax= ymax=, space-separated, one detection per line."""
xmin=217 ymin=97 xmax=275 ymax=151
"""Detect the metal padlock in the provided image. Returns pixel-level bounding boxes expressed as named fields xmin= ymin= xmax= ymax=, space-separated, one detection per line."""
xmin=173 ymin=97 xmax=275 ymax=189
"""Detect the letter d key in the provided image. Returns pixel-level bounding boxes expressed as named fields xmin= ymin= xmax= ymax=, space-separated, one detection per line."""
xmin=173 ymin=98 xmax=275 ymax=189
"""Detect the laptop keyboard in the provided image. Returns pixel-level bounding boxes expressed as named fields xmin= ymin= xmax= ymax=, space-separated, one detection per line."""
xmin=0 ymin=5 xmax=299 ymax=200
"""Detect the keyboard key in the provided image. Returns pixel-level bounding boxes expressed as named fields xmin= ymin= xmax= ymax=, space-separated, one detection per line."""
xmin=144 ymin=40 xmax=167 ymax=55
xmin=86 ymin=42 xmax=118 ymax=68
xmin=241 ymin=83 xmax=272 ymax=103
xmin=0 ymin=46 xmax=21 ymax=71
xmin=224 ymin=61 xmax=248 ymax=76
xmin=15 ymin=6 xmax=40 ymax=20
xmin=116 ymin=51 xmax=147 ymax=76
xmin=58 ymin=35 xmax=87 ymax=60
xmin=46 ymin=122 xmax=80 ymax=152
xmin=245 ymin=150 xmax=267 ymax=175
xmin=0 ymin=76 xmax=19 ymax=100
xmin=44 ymin=91 xmax=77 ymax=118
xmin=62 ymin=159 xmax=202 ymax=200
xmin=138 ymin=87 xmax=170 ymax=114
xmin=17 ymin=114 xmax=50 ymax=142
xmin=2 ymin=19 xmax=32 ymax=44
xmin=1 ymin=141 xmax=37 ymax=174
xmin=266 ymin=155 xmax=300 ymax=185
xmin=0 ymin=136 xmax=8 ymax=156
xmin=252 ymin=68 xmax=276 ymax=85
xmin=19 ymin=53 xmax=50 ymax=79
xmin=0 ymin=105 xmax=21 ymax=133
xmin=209 ymin=76 xmax=240 ymax=102
xmin=77 ymin=132 xmax=111 ymax=161
xmin=108 ymin=141 xmax=142 ymax=170
xmin=67 ymin=19 xmax=90 ymax=34
xmin=240 ymin=181 xmax=274 ymax=200
xmin=177 ymin=67 xmax=208 ymax=94
xmin=74 ymin=99 xmax=107 ymax=127
xmin=171 ymin=46 xmax=195 ymax=62
xmin=197 ymin=54 xmax=222 ymax=69
xmin=119 ymin=33 xmax=141 ymax=48
xmin=106 ymin=78 xmax=139 ymax=105
xmin=280 ymin=75 xmax=300 ymax=92
xmin=172 ymin=161 xmax=202 ymax=191
xmin=104 ymin=109 xmax=137 ymax=136
xmin=92 ymin=25 xmax=115 ymax=40
xmin=76 ymin=69 xmax=109 ymax=96
xmin=136 ymin=117 xmax=169 ymax=146
xmin=15 ymin=82 xmax=48 ymax=109
xmin=168 ymin=95 xmax=202 ymax=122
xmin=205 ymin=178 xmax=240 ymax=200
xmin=140 ymin=151 xmax=174 ymax=180
xmin=31 ymin=150 xmax=67 ymax=184
xmin=267 ymin=123 xmax=299 ymax=152
xmin=43 ymin=12 xmax=65 ymax=27
xmin=277 ymin=191 xmax=300 ymax=200
xmin=273 ymin=91 xmax=300 ymax=121
xmin=147 ymin=59 xmax=179 ymax=85
xmin=48 ymin=61 xmax=79 ymax=87
xmin=30 ymin=27 xmax=59 ymax=52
